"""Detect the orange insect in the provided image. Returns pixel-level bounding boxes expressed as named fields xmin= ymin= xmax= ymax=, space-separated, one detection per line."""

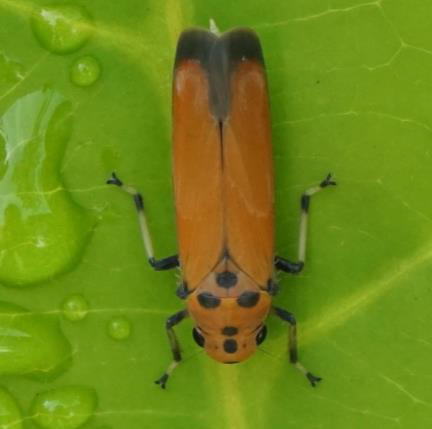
xmin=107 ymin=24 xmax=335 ymax=388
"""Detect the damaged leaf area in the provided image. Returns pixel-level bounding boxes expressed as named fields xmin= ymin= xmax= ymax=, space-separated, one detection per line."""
xmin=0 ymin=0 xmax=431 ymax=428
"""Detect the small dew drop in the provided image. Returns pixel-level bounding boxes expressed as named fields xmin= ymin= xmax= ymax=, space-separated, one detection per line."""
xmin=61 ymin=294 xmax=89 ymax=322
xmin=31 ymin=4 xmax=93 ymax=54
xmin=70 ymin=56 xmax=101 ymax=87
xmin=107 ymin=316 xmax=131 ymax=341
xmin=31 ymin=386 xmax=97 ymax=429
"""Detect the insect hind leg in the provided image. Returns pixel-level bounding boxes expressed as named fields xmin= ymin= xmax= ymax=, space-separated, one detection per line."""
xmin=106 ymin=172 xmax=179 ymax=271
xmin=275 ymin=173 xmax=336 ymax=274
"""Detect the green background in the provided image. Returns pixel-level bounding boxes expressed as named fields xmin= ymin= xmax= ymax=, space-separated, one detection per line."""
xmin=1 ymin=0 xmax=432 ymax=427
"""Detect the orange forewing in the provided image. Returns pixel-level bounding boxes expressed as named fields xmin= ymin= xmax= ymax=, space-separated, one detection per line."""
xmin=172 ymin=61 xmax=224 ymax=289
xmin=223 ymin=61 xmax=274 ymax=286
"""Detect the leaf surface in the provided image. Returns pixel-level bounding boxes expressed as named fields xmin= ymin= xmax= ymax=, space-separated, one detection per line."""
xmin=0 ymin=0 xmax=431 ymax=428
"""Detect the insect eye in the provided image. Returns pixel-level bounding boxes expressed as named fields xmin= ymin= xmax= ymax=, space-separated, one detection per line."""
xmin=192 ymin=328 xmax=205 ymax=347
xmin=255 ymin=325 xmax=267 ymax=345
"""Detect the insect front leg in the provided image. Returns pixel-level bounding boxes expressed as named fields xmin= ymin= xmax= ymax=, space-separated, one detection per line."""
xmin=155 ymin=309 xmax=188 ymax=389
xmin=275 ymin=173 xmax=336 ymax=275
xmin=272 ymin=306 xmax=321 ymax=387
xmin=106 ymin=172 xmax=179 ymax=271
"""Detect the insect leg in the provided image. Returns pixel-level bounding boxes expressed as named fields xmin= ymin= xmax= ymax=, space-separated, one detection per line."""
xmin=275 ymin=173 xmax=336 ymax=274
xmin=155 ymin=309 xmax=188 ymax=389
xmin=106 ymin=172 xmax=179 ymax=271
xmin=272 ymin=306 xmax=322 ymax=387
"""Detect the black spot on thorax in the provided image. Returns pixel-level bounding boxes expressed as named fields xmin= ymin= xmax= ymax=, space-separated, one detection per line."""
xmin=216 ymin=271 xmax=237 ymax=288
xmin=237 ymin=291 xmax=260 ymax=307
xmin=197 ymin=292 xmax=221 ymax=308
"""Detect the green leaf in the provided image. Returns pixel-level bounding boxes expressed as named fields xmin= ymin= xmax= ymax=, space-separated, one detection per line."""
xmin=1 ymin=0 xmax=431 ymax=428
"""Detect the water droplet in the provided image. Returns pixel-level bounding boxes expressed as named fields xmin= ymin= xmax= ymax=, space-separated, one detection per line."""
xmin=70 ymin=55 xmax=101 ymax=87
xmin=61 ymin=294 xmax=89 ymax=321
xmin=0 ymin=301 xmax=71 ymax=380
xmin=31 ymin=386 xmax=97 ymax=429
xmin=0 ymin=88 xmax=95 ymax=287
xmin=107 ymin=316 xmax=131 ymax=341
xmin=31 ymin=4 xmax=93 ymax=54
xmin=0 ymin=387 xmax=23 ymax=429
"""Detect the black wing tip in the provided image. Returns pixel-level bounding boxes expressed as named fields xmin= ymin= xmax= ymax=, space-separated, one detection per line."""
xmin=174 ymin=27 xmax=264 ymax=68
xmin=220 ymin=28 xmax=264 ymax=66
xmin=173 ymin=26 xmax=266 ymax=121
xmin=174 ymin=28 xmax=217 ymax=68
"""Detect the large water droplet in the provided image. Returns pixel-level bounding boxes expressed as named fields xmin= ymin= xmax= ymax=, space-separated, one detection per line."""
xmin=0 ymin=387 xmax=23 ymax=429
xmin=0 ymin=301 xmax=71 ymax=380
xmin=31 ymin=4 xmax=93 ymax=54
xmin=70 ymin=56 xmax=101 ymax=87
xmin=31 ymin=386 xmax=97 ymax=429
xmin=107 ymin=316 xmax=131 ymax=341
xmin=61 ymin=294 xmax=89 ymax=321
xmin=0 ymin=88 xmax=95 ymax=287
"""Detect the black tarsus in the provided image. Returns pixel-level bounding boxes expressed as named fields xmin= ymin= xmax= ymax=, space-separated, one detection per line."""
xmin=320 ymin=173 xmax=337 ymax=188
xmin=148 ymin=255 xmax=179 ymax=271
xmin=274 ymin=257 xmax=304 ymax=274
xmin=106 ymin=171 xmax=122 ymax=187
xmin=307 ymin=372 xmax=322 ymax=387
xmin=154 ymin=373 xmax=169 ymax=389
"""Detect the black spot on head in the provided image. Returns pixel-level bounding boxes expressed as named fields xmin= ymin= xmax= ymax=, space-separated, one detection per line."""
xmin=197 ymin=292 xmax=221 ymax=308
xmin=216 ymin=271 xmax=238 ymax=288
xmin=222 ymin=326 xmax=238 ymax=336
xmin=192 ymin=328 xmax=205 ymax=347
xmin=237 ymin=291 xmax=260 ymax=308
xmin=224 ymin=361 xmax=239 ymax=364
xmin=223 ymin=339 xmax=238 ymax=354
